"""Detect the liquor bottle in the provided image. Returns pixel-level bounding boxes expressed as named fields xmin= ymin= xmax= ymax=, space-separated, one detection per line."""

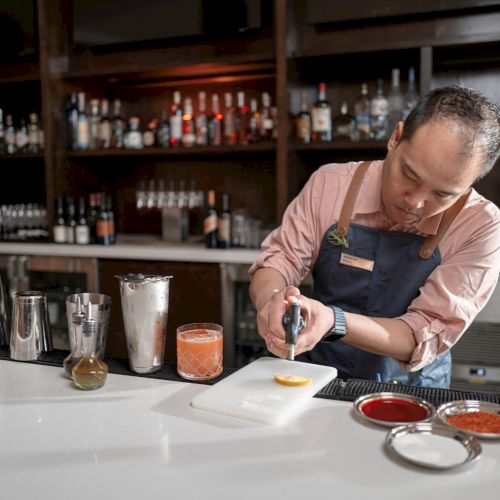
xmin=111 ymin=99 xmax=125 ymax=148
xmin=5 ymin=114 xmax=16 ymax=154
xmin=169 ymin=90 xmax=183 ymax=147
xmin=296 ymin=90 xmax=312 ymax=144
xmin=332 ymin=101 xmax=356 ymax=141
xmin=387 ymin=68 xmax=404 ymax=137
xmin=0 ymin=108 xmax=4 ymax=154
xmin=182 ymin=97 xmax=196 ymax=148
xmin=96 ymin=194 xmax=112 ymax=245
xmin=67 ymin=93 xmax=79 ymax=150
xmin=217 ymin=193 xmax=231 ymax=248
xmin=53 ymin=196 xmax=67 ymax=243
xmin=403 ymin=66 xmax=419 ymax=121
xmin=98 ymin=99 xmax=112 ymax=149
xmin=38 ymin=115 xmax=44 ymax=151
xmin=88 ymin=99 xmax=100 ymax=150
xmin=87 ymin=193 xmax=98 ymax=244
xmin=75 ymin=196 xmax=90 ymax=245
xmin=223 ymin=92 xmax=237 ymax=145
xmin=208 ymin=93 xmax=223 ymax=146
xmin=248 ymin=98 xmax=260 ymax=143
xmin=15 ymin=119 xmax=29 ymax=153
xmin=203 ymin=189 xmax=218 ymax=248
xmin=195 ymin=91 xmax=209 ymax=146
xmin=370 ymin=79 xmax=388 ymax=140
xmin=124 ymin=117 xmax=143 ymax=149
xmin=143 ymin=118 xmax=157 ymax=147
xmin=236 ymin=91 xmax=250 ymax=145
xmin=65 ymin=196 xmax=76 ymax=244
xmin=146 ymin=179 xmax=157 ymax=210
xmin=354 ymin=83 xmax=371 ymax=141
xmin=157 ymin=110 xmax=171 ymax=148
xmin=76 ymin=92 xmax=90 ymax=150
xmin=106 ymin=194 xmax=116 ymax=244
xmin=260 ymin=92 xmax=274 ymax=142
xmin=311 ymin=82 xmax=332 ymax=143
xmin=28 ymin=113 xmax=40 ymax=153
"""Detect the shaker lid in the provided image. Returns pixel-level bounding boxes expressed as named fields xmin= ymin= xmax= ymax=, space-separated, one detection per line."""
xmin=115 ymin=273 xmax=172 ymax=283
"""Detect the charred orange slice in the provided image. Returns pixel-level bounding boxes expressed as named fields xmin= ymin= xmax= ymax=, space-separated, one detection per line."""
xmin=274 ymin=373 xmax=312 ymax=387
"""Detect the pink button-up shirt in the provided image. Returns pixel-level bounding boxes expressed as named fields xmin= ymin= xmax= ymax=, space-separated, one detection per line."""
xmin=249 ymin=160 xmax=500 ymax=371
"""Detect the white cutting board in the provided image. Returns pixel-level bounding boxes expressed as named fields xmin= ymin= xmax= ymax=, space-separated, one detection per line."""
xmin=191 ymin=357 xmax=337 ymax=425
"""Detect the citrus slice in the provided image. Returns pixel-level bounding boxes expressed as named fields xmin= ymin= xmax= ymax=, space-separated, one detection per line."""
xmin=274 ymin=373 xmax=312 ymax=387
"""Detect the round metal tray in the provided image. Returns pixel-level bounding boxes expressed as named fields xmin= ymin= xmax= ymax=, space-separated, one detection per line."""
xmin=436 ymin=400 xmax=500 ymax=440
xmin=353 ymin=392 xmax=435 ymax=428
xmin=386 ymin=422 xmax=482 ymax=470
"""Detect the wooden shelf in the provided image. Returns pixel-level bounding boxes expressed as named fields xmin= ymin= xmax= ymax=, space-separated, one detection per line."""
xmin=0 ymin=60 xmax=40 ymax=84
xmin=291 ymin=140 xmax=387 ymax=152
xmin=0 ymin=152 xmax=44 ymax=160
xmin=63 ymin=35 xmax=276 ymax=82
xmin=67 ymin=143 xmax=276 ymax=158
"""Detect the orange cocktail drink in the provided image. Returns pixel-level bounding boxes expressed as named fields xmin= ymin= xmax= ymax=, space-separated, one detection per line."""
xmin=176 ymin=323 xmax=223 ymax=381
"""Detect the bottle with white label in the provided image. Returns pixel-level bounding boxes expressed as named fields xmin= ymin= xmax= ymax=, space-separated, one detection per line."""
xmin=53 ymin=196 xmax=67 ymax=243
xmin=124 ymin=117 xmax=143 ymax=149
xmin=370 ymin=79 xmax=388 ymax=140
xmin=76 ymin=92 xmax=90 ymax=150
xmin=387 ymin=68 xmax=404 ymax=138
xmin=75 ymin=196 xmax=90 ymax=245
xmin=403 ymin=66 xmax=420 ymax=121
xmin=169 ymin=90 xmax=183 ymax=147
xmin=311 ymin=82 xmax=332 ymax=143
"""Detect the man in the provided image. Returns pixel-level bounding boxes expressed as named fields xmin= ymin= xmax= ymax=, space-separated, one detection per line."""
xmin=249 ymin=86 xmax=500 ymax=388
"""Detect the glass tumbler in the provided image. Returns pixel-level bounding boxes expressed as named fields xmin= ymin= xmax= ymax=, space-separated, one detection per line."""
xmin=176 ymin=323 xmax=223 ymax=381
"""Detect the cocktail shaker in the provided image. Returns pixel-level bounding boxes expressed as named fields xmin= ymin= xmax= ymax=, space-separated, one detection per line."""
xmin=116 ymin=274 xmax=172 ymax=374
xmin=10 ymin=291 xmax=52 ymax=361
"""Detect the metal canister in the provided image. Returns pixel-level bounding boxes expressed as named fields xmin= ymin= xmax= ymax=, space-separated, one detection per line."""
xmin=116 ymin=274 xmax=172 ymax=374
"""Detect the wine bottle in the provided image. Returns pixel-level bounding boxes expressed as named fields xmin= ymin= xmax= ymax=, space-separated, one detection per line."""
xmin=203 ymin=190 xmax=218 ymax=249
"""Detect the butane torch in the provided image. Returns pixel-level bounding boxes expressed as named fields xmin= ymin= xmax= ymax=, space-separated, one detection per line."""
xmin=282 ymin=302 xmax=306 ymax=361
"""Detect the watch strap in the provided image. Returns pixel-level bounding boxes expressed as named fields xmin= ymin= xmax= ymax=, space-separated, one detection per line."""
xmin=321 ymin=305 xmax=347 ymax=342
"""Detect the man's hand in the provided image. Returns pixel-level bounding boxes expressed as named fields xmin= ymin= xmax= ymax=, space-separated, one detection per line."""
xmin=257 ymin=286 xmax=334 ymax=358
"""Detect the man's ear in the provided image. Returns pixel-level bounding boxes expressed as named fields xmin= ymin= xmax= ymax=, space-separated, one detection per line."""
xmin=387 ymin=121 xmax=404 ymax=152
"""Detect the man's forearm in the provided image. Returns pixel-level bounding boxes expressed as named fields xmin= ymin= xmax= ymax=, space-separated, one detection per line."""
xmin=249 ymin=268 xmax=287 ymax=312
xmin=342 ymin=312 xmax=417 ymax=362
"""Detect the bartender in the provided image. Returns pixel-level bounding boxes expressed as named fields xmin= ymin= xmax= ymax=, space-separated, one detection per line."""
xmin=249 ymin=86 xmax=500 ymax=387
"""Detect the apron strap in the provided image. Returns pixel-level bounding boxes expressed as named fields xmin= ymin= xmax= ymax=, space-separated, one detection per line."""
xmin=419 ymin=190 xmax=470 ymax=259
xmin=336 ymin=161 xmax=372 ymax=237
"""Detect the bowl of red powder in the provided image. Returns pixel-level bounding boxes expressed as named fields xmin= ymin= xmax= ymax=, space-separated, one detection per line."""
xmin=437 ymin=400 xmax=500 ymax=439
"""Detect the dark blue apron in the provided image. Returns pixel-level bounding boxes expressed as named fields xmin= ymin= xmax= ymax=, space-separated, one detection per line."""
xmin=297 ymin=166 xmax=452 ymax=388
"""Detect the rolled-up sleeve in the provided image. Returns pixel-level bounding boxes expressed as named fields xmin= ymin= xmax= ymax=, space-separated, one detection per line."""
xmin=397 ymin=203 xmax=500 ymax=372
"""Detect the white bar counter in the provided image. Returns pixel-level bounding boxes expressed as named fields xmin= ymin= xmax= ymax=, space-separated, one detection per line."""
xmin=0 ymin=236 xmax=261 ymax=264
xmin=0 ymin=360 xmax=498 ymax=500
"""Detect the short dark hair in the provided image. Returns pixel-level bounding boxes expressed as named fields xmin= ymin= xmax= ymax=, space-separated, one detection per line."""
xmin=400 ymin=86 xmax=500 ymax=179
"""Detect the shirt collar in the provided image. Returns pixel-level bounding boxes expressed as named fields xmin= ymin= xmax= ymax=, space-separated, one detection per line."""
xmin=354 ymin=160 xmax=444 ymax=236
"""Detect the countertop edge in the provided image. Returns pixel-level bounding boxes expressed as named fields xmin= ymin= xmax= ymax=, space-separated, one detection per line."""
xmin=0 ymin=241 xmax=261 ymax=264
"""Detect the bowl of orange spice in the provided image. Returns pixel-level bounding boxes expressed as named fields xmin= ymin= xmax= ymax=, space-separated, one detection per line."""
xmin=437 ymin=400 xmax=500 ymax=439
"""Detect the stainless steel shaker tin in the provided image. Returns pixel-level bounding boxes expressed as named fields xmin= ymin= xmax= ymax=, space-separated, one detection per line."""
xmin=10 ymin=291 xmax=52 ymax=361
xmin=116 ymin=274 xmax=172 ymax=374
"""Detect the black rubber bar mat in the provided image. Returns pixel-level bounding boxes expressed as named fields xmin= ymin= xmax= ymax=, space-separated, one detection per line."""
xmin=1 ymin=347 xmax=498 ymax=405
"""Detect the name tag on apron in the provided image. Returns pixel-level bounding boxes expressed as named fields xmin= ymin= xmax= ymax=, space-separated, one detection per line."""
xmin=340 ymin=252 xmax=374 ymax=272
